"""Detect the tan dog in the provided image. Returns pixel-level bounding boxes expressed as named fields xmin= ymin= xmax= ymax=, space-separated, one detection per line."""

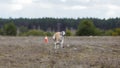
xmin=53 ymin=31 xmax=65 ymax=49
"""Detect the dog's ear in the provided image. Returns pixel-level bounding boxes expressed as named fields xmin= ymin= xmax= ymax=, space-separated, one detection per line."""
xmin=62 ymin=31 xmax=65 ymax=36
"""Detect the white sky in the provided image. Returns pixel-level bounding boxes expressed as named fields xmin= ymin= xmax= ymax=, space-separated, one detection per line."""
xmin=0 ymin=0 xmax=120 ymax=19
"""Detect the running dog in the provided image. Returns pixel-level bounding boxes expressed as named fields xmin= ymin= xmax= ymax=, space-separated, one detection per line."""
xmin=53 ymin=31 xmax=65 ymax=49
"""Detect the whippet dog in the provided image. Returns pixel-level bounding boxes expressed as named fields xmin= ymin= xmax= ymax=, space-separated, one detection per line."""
xmin=53 ymin=31 xmax=65 ymax=49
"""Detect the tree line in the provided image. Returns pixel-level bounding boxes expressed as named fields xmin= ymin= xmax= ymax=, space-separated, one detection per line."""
xmin=0 ymin=17 xmax=120 ymax=31
xmin=0 ymin=17 xmax=120 ymax=36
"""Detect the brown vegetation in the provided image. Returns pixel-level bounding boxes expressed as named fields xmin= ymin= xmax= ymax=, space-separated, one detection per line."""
xmin=0 ymin=36 xmax=120 ymax=68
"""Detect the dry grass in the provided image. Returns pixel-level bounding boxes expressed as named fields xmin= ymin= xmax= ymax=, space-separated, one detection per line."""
xmin=0 ymin=36 xmax=120 ymax=68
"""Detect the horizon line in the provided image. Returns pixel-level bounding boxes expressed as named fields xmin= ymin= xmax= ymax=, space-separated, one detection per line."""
xmin=1 ymin=17 xmax=120 ymax=20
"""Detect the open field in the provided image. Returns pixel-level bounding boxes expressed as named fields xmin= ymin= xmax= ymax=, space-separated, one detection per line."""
xmin=0 ymin=36 xmax=120 ymax=68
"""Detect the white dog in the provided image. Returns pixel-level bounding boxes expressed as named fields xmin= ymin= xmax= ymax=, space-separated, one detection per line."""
xmin=53 ymin=31 xmax=65 ymax=49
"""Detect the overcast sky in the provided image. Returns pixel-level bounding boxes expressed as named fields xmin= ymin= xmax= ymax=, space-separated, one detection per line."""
xmin=0 ymin=0 xmax=120 ymax=19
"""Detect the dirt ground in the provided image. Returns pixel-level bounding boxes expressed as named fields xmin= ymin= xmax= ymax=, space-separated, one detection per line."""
xmin=0 ymin=36 xmax=120 ymax=68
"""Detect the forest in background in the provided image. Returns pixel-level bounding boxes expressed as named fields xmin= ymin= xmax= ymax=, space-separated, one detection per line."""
xmin=0 ymin=17 xmax=120 ymax=36
xmin=0 ymin=17 xmax=120 ymax=31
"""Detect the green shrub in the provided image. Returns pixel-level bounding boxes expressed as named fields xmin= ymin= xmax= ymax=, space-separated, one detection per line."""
xmin=44 ymin=32 xmax=53 ymax=36
xmin=66 ymin=29 xmax=72 ymax=36
xmin=105 ymin=30 xmax=113 ymax=36
xmin=0 ymin=29 xmax=3 ymax=35
xmin=104 ymin=28 xmax=120 ymax=36
xmin=22 ymin=30 xmax=45 ymax=36
xmin=3 ymin=22 xmax=17 ymax=36
xmin=112 ymin=32 xmax=118 ymax=36
xmin=115 ymin=28 xmax=120 ymax=35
